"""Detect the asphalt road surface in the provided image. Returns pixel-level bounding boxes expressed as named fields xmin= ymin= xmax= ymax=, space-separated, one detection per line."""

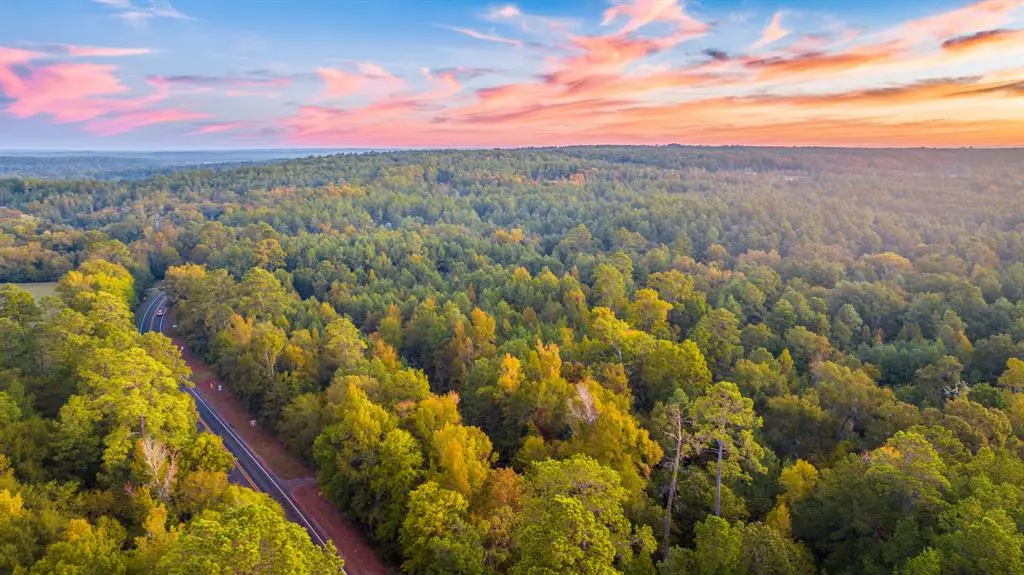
xmin=137 ymin=290 xmax=330 ymax=548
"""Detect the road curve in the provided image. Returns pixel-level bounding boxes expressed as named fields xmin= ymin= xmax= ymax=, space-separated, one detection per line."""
xmin=138 ymin=291 xmax=333 ymax=550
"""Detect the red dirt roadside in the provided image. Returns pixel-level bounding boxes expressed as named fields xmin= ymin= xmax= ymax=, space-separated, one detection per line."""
xmin=162 ymin=312 xmax=392 ymax=575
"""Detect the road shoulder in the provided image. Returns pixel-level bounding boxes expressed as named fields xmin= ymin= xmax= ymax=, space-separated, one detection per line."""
xmin=160 ymin=310 xmax=392 ymax=575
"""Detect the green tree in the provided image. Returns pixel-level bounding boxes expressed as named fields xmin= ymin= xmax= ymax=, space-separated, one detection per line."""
xmin=627 ymin=289 xmax=673 ymax=339
xmin=666 ymin=517 xmax=815 ymax=574
xmin=399 ymin=481 xmax=485 ymax=575
xmin=692 ymin=382 xmax=764 ymax=516
xmin=156 ymin=501 xmax=344 ymax=574
xmin=321 ymin=317 xmax=368 ymax=378
xmin=29 ymin=517 xmax=128 ymax=575
xmin=513 ymin=455 xmax=655 ymax=574
xmin=313 ymin=382 xmax=423 ymax=545
xmin=997 ymin=357 xmax=1024 ymax=394
xmin=692 ymin=309 xmax=743 ymax=379
xmin=592 ymin=264 xmax=628 ymax=312
xmin=235 ymin=268 xmax=293 ymax=327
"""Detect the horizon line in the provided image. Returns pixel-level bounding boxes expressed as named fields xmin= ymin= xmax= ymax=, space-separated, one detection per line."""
xmin=1 ymin=144 xmax=1022 ymax=155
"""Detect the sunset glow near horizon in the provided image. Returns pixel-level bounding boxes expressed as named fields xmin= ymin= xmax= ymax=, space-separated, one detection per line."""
xmin=1 ymin=0 xmax=1024 ymax=149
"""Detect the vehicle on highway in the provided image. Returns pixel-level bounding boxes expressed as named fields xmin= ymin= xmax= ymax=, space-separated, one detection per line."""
xmin=155 ymin=308 xmax=165 ymax=316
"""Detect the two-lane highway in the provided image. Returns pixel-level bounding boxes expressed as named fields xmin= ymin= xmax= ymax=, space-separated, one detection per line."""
xmin=137 ymin=291 xmax=332 ymax=550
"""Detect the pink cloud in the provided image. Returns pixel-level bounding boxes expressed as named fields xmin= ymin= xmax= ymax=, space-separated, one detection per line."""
xmin=224 ymin=89 xmax=280 ymax=98
xmin=784 ymin=34 xmax=831 ymax=54
xmin=0 ymin=46 xmax=206 ymax=136
xmin=315 ymin=63 xmax=404 ymax=100
xmin=286 ymin=0 xmax=718 ymax=146
xmin=285 ymin=68 xmax=466 ymax=142
xmin=1 ymin=62 xmax=131 ymax=121
xmin=5 ymin=0 xmax=1024 ymax=147
xmin=751 ymin=12 xmax=790 ymax=49
xmin=358 ymin=62 xmax=393 ymax=79
xmin=85 ymin=108 xmax=209 ymax=135
xmin=278 ymin=0 xmax=1024 ymax=150
xmin=64 ymin=45 xmax=153 ymax=57
xmin=316 ymin=67 xmax=366 ymax=99
xmin=601 ymin=0 xmax=708 ymax=36
xmin=187 ymin=121 xmax=246 ymax=135
xmin=0 ymin=47 xmax=46 ymax=65
xmin=898 ymin=0 xmax=1023 ymax=46
xmin=491 ymin=5 xmax=521 ymax=19
xmin=417 ymin=68 xmax=463 ymax=101
xmin=358 ymin=62 xmax=405 ymax=90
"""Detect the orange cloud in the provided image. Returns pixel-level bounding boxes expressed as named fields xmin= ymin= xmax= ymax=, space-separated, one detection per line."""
xmin=739 ymin=75 xmax=1024 ymax=109
xmin=8 ymin=0 xmax=1005 ymax=146
xmin=942 ymin=28 xmax=1024 ymax=52
xmin=554 ymin=34 xmax=664 ymax=81
xmin=282 ymin=0 xmax=1024 ymax=148
xmin=744 ymin=43 xmax=898 ymax=80
xmin=900 ymin=0 xmax=1023 ymax=44
xmin=284 ymin=62 xmax=1024 ymax=148
xmin=751 ymin=12 xmax=790 ymax=49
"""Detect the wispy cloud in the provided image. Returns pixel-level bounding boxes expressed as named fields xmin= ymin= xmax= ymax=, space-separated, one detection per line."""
xmin=65 ymin=45 xmax=154 ymax=57
xmin=0 ymin=47 xmax=47 ymax=65
xmin=85 ymin=108 xmax=209 ymax=135
xmin=92 ymin=0 xmax=193 ymax=26
xmin=941 ymin=28 xmax=1024 ymax=52
xmin=23 ymin=43 xmax=154 ymax=58
xmin=6 ymin=0 xmax=1024 ymax=146
xmin=601 ymin=0 xmax=708 ymax=36
xmin=155 ymin=74 xmax=292 ymax=89
xmin=187 ymin=121 xmax=247 ymax=136
xmin=439 ymin=25 xmax=523 ymax=46
xmin=751 ymin=12 xmax=790 ymax=49
xmin=743 ymin=44 xmax=898 ymax=80
xmin=279 ymin=0 xmax=1024 ymax=148
xmin=894 ymin=0 xmax=1022 ymax=47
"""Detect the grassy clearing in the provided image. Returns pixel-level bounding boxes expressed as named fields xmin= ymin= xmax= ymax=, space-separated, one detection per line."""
xmin=2 ymin=282 xmax=58 ymax=300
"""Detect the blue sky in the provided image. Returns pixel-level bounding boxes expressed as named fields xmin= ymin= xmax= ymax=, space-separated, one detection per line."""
xmin=1 ymin=0 xmax=1022 ymax=149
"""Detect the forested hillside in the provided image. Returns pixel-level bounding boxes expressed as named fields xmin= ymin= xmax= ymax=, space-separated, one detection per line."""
xmin=2 ymin=146 xmax=1023 ymax=574
xmin=0 ymin=150 xmax=355 ymax=181
xmin=0 ymin=265 xmax=343 ymax=573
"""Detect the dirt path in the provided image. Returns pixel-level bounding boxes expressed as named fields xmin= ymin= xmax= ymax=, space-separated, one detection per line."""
xmin=162 ymin=313 xmax=392 ymax=575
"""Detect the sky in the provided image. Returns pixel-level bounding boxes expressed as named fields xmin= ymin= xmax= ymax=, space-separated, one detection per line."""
xmin=1 ymin=0 xmax=1023 ymax=150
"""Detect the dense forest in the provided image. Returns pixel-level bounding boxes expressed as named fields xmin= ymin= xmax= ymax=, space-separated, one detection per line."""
xmin=0 ymin=149 xmax=352 ymax=181
xmin=2 ymin=145 xmax=1023 ymax=574
xmin=0 ymin=264 xmax=343 ymax=573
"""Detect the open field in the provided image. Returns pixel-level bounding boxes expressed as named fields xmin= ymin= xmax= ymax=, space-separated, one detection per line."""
xmin=2 ymin=281 xmax=58 ymax=300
